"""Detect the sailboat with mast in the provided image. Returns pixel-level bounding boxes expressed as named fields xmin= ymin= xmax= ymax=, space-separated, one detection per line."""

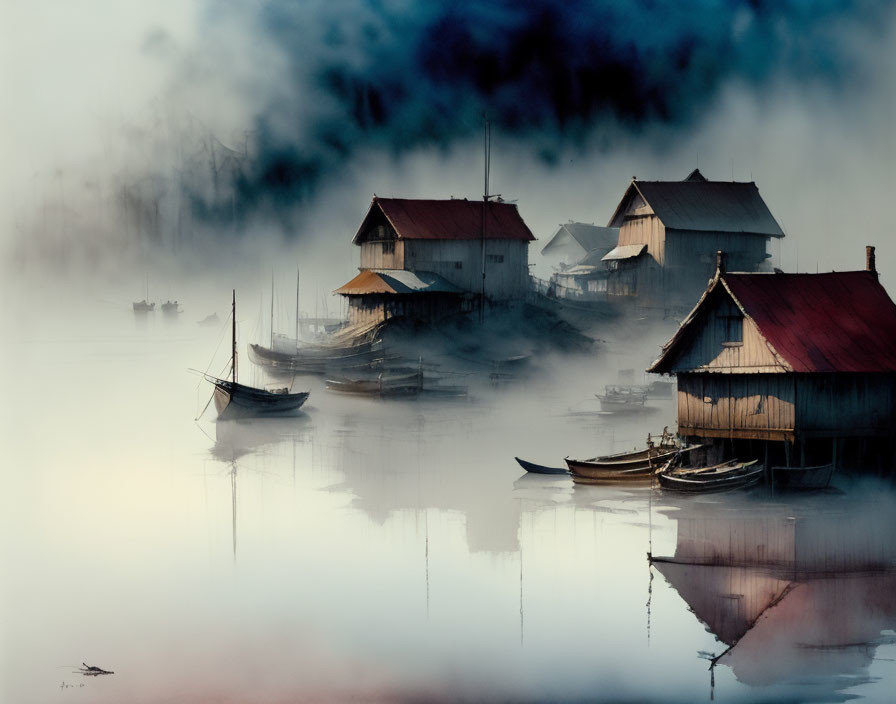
xmin=205 ymin=290 xmax=310 ymax=419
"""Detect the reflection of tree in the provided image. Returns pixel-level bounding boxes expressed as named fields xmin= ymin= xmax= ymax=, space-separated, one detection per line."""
xmin=650 ymin=497 xmax=896 ymax=688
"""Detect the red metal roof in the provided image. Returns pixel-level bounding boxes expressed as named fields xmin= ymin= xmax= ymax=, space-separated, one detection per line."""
xmin=722 ymin=271 xmax=896 ymax=373
xmin=352 ymin=197 xmax=535 ymax=244
xmin=650 ymin=270 xmax=896 ymax=374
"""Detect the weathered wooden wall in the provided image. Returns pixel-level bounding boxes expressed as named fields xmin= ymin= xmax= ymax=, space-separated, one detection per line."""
xmin=360 ymin=240 xmax=404 ymax=269
xmin=346 ymin=294 xmax=470 ymax=326
xmin=678 ymin=373 xmax=796 ymax=441
xmin=668 ymin=294 xmax=786 ymax=373
xmin=403 ymin=239 xmax=529 ymax=299
xmin=796 ymin=373 xmax=896 ymax=437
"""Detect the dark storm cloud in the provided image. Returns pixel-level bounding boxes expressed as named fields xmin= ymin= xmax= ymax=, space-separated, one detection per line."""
xmin=203 ymin=0 xmax=889 ymax=225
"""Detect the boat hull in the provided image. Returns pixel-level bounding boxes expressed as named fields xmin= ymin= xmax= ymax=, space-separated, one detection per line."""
xmin=514 ymin=457 xmax=569 ymax=475
xmin=214 ymin=381 xmax=309 ymax=419
xmin=658 ymin=464 xmax=764 ymax=493
xmin=566 ymin=447 xmax=678 ymax=474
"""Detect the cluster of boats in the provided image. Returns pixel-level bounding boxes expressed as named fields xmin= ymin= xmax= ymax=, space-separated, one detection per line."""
xmin=199 ymin=291 xmax=472 ymax=419
xmin=133 ymin=300 xmax=181 ymax=315
xmin=516 ymin=429 xmax=833 ymax=493
xmin=594 ymin=381 xmax=674 ymax=413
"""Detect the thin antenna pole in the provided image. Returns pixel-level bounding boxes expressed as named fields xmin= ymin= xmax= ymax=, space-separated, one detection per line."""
xmin=270 ymin=270 xmax=274 ymax=348
xmin=232 ymin=289 xmax=237 ymax=383
xmin=480 ymin=119 xmax=490 ymax=322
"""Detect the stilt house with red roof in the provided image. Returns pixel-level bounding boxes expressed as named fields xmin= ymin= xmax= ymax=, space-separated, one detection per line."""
xmin=648 ymin=247 xmax=896 ymax=471
xmin=335 ymin=197 xmax=535 ymax=326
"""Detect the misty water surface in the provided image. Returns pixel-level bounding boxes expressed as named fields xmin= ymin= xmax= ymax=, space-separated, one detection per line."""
xmin=2 ymin=289 xmax=895 ymax=703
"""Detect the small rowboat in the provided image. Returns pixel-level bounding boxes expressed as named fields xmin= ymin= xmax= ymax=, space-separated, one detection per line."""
xmin=566 ymin=447 xmax=679 ymax=475
xmin=771 ymin=463 xmax=834 ymax=490
xmin=657 ymin=459 xmax=762 ymax=493
xmin=514 ymin=457 xmax=569 ymax=475
xmin=570 ymin=465 xmax=656 ymax=485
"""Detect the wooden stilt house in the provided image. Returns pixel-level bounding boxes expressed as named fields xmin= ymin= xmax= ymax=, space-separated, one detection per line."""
xmin=648 ymin=247 xmax=896 ymax=471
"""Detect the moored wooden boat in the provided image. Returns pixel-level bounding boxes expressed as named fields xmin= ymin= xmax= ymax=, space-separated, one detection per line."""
xmin=595 ymin=384 xmax=648 ymax=413
xmin=566 ymin=446 xmax=679 ymax=474
xmin=325 ymin=370 xmax=423 ymax=397
xmin=205 ymin=291 xmax=310 ymax=420
xmin=657 ymin=459 xmax=762 ymax=493
xmin=514 ymin=457 xmax=569 ymax=475
xmin=132 ymin=300 xmax=155 ymax=313
xmin=771 ymin=463 xmax=834 ymax=491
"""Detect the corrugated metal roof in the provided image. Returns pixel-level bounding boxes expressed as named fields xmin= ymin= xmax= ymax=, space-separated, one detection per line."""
xmin=353 ymin=197 xmax=535 ymax=244
xmin=602 ymin=243 xmax=647 ymax=261
xmin=723 ymin=271 xmax=896 ymax=373
xmin=650 ymin=270 xmax=896 ymax=374
xmin=334 ymin=269 xmax=464 ymax=296
xmin=609 ymin=178 xmax=784 ymax=237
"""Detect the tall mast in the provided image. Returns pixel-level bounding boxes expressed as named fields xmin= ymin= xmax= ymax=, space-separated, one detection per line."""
xmin=232 ymin=289 xmax=237 ymax=383
xmin=296 ymin=266 xmax=299 ymax=350
xmin=270 ymin=271 xmax=274 ymax=349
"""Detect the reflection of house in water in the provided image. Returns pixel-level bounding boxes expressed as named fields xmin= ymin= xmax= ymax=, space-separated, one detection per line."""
xmin=604 ymin=169 xmax=783 ymax=311
xmin=651 ymin=498 xmax=896 ymax=687
xmin=335 ymin=197 xmax=535 ymax=326
xmin=327 ymin=411 xmax=523 ymax=555
xmin=649 ymin=247 xmax=896 ymax=470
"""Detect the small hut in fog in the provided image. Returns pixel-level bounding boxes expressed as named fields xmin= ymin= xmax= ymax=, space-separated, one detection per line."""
xmin=335 ymin=197 xmax=535 ymax=326
xmin=604 ymin=169 xmax=784 ymax=310
xmin=648 ymin=247 xmax=896 ymax=471
xmin=540 ymin=221 xmax=618 ymax=270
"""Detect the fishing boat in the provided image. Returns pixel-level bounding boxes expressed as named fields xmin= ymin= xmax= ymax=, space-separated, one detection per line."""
xmin=771 ymin=463 xmax=834 ymax=491
xmin=161 ymin=300 xmax=181 ymax=315
xmin=566 ymin=429 xmax=679 ymax=474
xmin=325 ymin=370 xmax=423 ymax=397
xmin=657 ymin=458 xmax=762 ymax=493
xmin=204 ymin=291 xmax=309 ymax=419
xmin=514 ymin=457 xmax=569 ymax=475
xmin=132 ymin=300 xmax=155 ymax=313
xmin=595 ymin=384 xmax=648 ymax=413
xmin=570 ymin=465 xmax=656 ymax=485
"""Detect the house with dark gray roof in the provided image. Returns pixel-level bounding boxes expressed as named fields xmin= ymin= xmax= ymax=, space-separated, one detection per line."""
xmin=540 ymin=222 xmax=619 ymax=269
xmin=603 ymin=169 xmax=784 ymax=309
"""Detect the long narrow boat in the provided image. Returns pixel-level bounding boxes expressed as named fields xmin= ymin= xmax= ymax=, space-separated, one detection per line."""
xmin=571 ymin=465 xmax=656 ymax=485
xmin=565 ymin=446 xmax=679 ymax=474
xmin=514 ymin=457 xmax=569 ymax=475
xmin=657 ymin=460 xmax=762 ymax=493
xmin=248 ymin=343 xmax=379 ymax=375
xmin=205 ymin=291 xmax=309 ymax=420
xmin=325 ymin=371 xmax=423 ymax=397
xmin=771 ymin=463 xmax=834 ymax=491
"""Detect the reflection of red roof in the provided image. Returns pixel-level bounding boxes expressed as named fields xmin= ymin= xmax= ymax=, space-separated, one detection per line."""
xmin=650 ymin=270 xmax=896 ymax=373
xmin=352 ymin=197 xmax=535 ymax=244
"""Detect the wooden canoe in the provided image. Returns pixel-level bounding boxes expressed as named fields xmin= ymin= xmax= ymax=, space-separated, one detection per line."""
xmin=657 ymin=460 xmax=763 ymax=493
xmin=514 ymin=457 xmax=569 ymax=475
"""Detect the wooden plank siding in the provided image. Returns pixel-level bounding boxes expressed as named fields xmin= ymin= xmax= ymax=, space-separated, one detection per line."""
xmin=678 ymin=374 xmax=796 ymax=441
xmin=669 ymin=297 xmax=788 ymax=373
xmin=795 ymin=373 xmax=896 ymax=437
xmin=360 ymin=240 xmax=404 ymax=270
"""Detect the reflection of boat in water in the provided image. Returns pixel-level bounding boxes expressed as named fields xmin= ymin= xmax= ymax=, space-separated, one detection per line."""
xmin=771 ymin=463 xmax=834 ymax=491
xmin=204 ymin=291 xmax=309 ymax=419
xmin=132 ymin=300 xmax=155 ymax=313
xmin=514 ymin=457 xmax=568 ymax=475
xmin=650 ymin=496 xmax=896 ymax=689
xmin=657 ymin=458 xmax=763 ymax=493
